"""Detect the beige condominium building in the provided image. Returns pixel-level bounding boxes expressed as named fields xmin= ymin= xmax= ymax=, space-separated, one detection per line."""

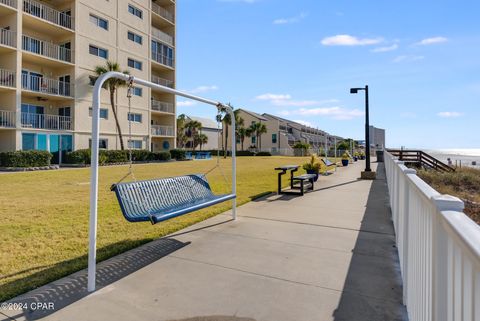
xmin=229 ymin=109 xmax=340 ymax=155
xmin=0 ymin=0 xmax=176 ymax=163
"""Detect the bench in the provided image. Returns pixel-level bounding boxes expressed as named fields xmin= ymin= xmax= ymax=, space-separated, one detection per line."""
xmin=185 ymin=152 xmax=193 ymax=160
xmin=292 ymin=173 xmax=316 ymax=196
xmin=195 ymin=152 xmax=212 ymax=160
xmin=112 ymin=174 xmax=236 ymax=224
xmin=321 ymin=158 xmax=337 ymax=175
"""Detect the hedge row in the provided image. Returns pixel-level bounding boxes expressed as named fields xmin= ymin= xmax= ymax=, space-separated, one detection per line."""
xmin=65 ymin=149 xmax=172 ymax=165
xmin=0 ymin=151 xmax=52 ymax=167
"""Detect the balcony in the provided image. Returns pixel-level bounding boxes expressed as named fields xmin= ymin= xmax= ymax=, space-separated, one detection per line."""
xmin=151 ymin=99 xmax=174 ymax=114
xmin=0 ymin=110 xmax=15 ymax=128
xmin=0 ymin=69 xmax=15 ymax=88
xmin=0 ymin=0 xmax=16 ymax=9
xmin=21 ymin=112 xmax=72 ymax=130
xmin=151 ymin=26 xmax=174 ymax=46
xmin=151 ymin=75 xmax=174 ymax=88
xmin=22 ymin=74 xmax=74 ymax=98
xmin=23 ymin=0 xmax=74 ymax=31
xmin=151 ymin=2 xmax=174 ymax=24
xmin=151 ymin=125 xmax=174 ymax=137
xmin=22 ymin=35 xmax=73 ymax=64
xmin=0 ymin=28 xmax=16 ymax=49
xmin=151 ymin=51 xmax=174 ymax=68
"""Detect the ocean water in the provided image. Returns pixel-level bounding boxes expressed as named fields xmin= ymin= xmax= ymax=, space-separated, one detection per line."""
xmin=424 ymin=149 xmax=480 ymax=168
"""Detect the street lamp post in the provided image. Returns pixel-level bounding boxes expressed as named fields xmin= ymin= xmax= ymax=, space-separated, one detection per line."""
xmin=350 ymin=85 xmax=375 ymax=178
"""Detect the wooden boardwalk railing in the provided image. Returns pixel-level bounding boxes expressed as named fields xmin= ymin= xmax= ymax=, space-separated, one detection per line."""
xmin=387 ymin=149 xmax=455 ymax=172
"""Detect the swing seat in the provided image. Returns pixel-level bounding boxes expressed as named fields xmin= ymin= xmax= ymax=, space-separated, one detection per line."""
xmin=112 ymin=174 xmax=236 ymax=224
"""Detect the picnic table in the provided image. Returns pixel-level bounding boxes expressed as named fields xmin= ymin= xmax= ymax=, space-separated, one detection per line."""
xmin=274 ymin=165 xmax=299 ymax=195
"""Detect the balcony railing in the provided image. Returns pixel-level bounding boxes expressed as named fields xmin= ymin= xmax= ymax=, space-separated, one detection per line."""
xmin=151 ymin=125 xmax=174 ymax=137
xmin=151 ymin=75 xmax=174 ymax=88
xmin=151 ymin=2 xmax=174 ymax=24
xmin=23 ymin=0 xmax=74 ymax=30
xmin=0 ymin=0 xmax=17 ymax=9
xmin=22 ymin=35 xmax=73 ymax=63
xmin=151 ymin=99 xmax=174 ymax=114
xmin=0 ymin=28 xmax=16 ymax=48
xmin=0 ymin=69 xmax=15 ymax=87
xmin=151 ymin=26 xmax=174 ymax=46
xmin=0 ymin=110 xmax=16 ymax=128
xmin=151 ymin=50 xmax=174 ymax=68
xmin=22 ymin=74 xmax=74 ymax=98
xmin=21 ymin=112 xmax=72 ymax=130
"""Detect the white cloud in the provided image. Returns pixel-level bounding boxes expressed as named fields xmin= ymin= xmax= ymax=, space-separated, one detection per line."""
xmin=321 ymin=34 xmax=383 ymax=46
xmin=416 ymin=37 xmax=448 ymax=45
xmin=256 ymin=93 xmax=292 ymax=101
xmin=190 ymin=85 xmax=219 ymax=94
xmin=273 ymin=12 xmax=307 ymax=25
xmin=371 ymin=44 xmax=399 ymax=53
xmin=437 ymin=111 xmax=463 ymax=118
xmin=280 ymin=107 xmax=364 ymax=120
xmin=393 ymin=55 xmax=424 ymax=63
xmin=293 ymin=120 xmax=314 ymax=127
xmin=177 ymin=101 xmax=197 ymax=107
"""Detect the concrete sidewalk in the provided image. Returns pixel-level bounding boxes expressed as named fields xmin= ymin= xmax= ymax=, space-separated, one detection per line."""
xmin=2 ymin=161 xmax=408 ymax=321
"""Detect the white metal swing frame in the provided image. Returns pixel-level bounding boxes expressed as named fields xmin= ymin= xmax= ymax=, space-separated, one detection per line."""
xmin=88 ymin=71 xmax=237 ymax=292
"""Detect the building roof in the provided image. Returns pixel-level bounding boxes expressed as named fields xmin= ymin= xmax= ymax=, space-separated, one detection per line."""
xmin=186 ymin=115 xmax=221 ymax=130
xmin=238 ymin=109 xmax=268 ymax=121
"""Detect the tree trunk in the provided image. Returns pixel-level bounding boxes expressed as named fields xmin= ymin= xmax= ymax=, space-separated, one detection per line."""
xmin=241 ymin=137 xmax=244 ymax=151
xmin=110 ymin=88 xmax=124 ymax=150
xmin=224 ymin=123 xmax=228 ymax=158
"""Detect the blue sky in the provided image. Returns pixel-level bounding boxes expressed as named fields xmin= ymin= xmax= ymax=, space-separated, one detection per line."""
xmin=175 ymin=0 xmax=480 ymax=148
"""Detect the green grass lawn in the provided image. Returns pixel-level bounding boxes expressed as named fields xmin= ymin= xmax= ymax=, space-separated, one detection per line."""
xmin=0 ymin=156 xmax=312 ymax=301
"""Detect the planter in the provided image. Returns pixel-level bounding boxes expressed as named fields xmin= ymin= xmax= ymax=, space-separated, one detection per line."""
xmin=360 ymin=156 xmax=366 ymax=160
xmin=353 ymin=156 xmax=358 ymax=162
xmin=306 ymin=169 xmax=319 ymax=181
xmin=341 ymin=159 xmax=349 ymax=166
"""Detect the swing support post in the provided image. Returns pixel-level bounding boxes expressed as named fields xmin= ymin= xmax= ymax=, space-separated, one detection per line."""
xmin=88 ymin=72 xmax=237 ymax=292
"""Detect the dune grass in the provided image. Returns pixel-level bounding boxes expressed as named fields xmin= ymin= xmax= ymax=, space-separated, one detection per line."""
xmin=0 ymin=156 xmax=312 ymax=301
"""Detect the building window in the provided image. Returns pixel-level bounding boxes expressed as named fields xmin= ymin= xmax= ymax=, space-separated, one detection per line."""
xmin=89 ymin=138 xmax=108 ymax=149
xmin=59 ymin=107 xmax=71 ymax=117
xmin=127 ymin=31 xmax=142 ymax=45
xmin=127 ymin=113 xmax=142 ymax=123
xmin=272 ymin=133 xmax=277 ymax=144
xmin=128 ymin=4 xmax=142 ymax=19
xmin=251 ymin=136 xmax=256 ymax=144
xmin=89 ymin=14 xmax=108 ymax=30
xmin=127 ymin=58 xmax=142 ymax=70
xmin=22 ymin=133 xmax=35 ymax=150
xmin=128 ymin=140 xmax=142 ymax=149
xmin=89 ymin=45 xmax=108 ymax=59
xmin=132 ymin=87 xmax=142 ymax=96
xmin=89 ymin=107 xmax=108 ymax=119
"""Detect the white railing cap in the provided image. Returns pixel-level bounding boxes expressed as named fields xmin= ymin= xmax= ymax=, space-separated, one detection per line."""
xmin=398 ymin=164 xmax=416 ymax=175
xmin=431 ymin=194 xmax=464 ymax=212
xmin=441 ymin=210 xmax=480 ymax=263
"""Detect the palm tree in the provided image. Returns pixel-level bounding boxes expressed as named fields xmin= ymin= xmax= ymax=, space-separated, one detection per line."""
xmin=238 ymin=126 xmax=252 ymax=151
xmin=222 ymin=106 xmax=243 ymax=157
xmin=185 ymin=120 xmax=202 ymax=150
xmin=195 ymin=133 xmax=208 ymax=150
xmin=249 ymin=122 xmax=268 ymax=152
xmin=94 ymin=61 xmax=129 ymax=150
xmin=176 ymin=114 xmax=188 ymax=148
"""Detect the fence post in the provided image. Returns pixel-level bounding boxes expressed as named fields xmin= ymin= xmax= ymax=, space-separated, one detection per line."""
xmin=431 ymin=195 xmax=464 ymax=321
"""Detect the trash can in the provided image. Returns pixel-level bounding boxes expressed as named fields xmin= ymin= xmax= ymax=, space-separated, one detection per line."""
xmin=376 ymin=150 xmax=384 ymax=162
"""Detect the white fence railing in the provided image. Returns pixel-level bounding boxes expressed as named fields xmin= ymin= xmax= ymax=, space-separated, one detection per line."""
xmin=21 ymin=112 xmax=72 ymax=130
xmin=385 ymin=151 xmax=480 ymax=321
xmin=22 ymin=74 xmax=74 ymax=97
xmin=151 ymin=26 xmax=174 ymax=46
xmin=23 ymin=0 xmax=74 ymax=30
xmin=151 ymin=125 xmax=174 ymax=137
xmin=151 ymin=99 xmax=174 ymax=114
xmin=0 ymin=110 xmax=16 ymax=128
xmin=151 ymin=75 xmax=174 ymax=88
xmin=151 ymin=50 xmax=174 ymax=68
xmin=0 ymin=28 xmax=16 ymax=48
xmin=0 ymin=0 xmax=17 ymax=9
xmin=0 ymin=69 xmax=15 ymax=87
xmin=151 ymin=2 xmax=174 ymax=24
xmin=22 ymin=35 xmax=73 ymax=63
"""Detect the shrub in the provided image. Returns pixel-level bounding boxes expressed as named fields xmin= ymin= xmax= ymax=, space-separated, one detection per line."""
xmin=0 ymin=150 xmax=52 ymax=167
xmin=152 ymin=151 xmax=171 ymax=161
xmin=170 ymin=149 xmax=186 ymax=160
xmin=66 ymin=149 xmax=91 ymax=165
xmin=131 ymin=150 xmax=152 ymax=162
xmin=256 ymin=152 xmax=272 ymax=156
xmin=236 ymin=151 xmax=254 ymax=156
xmin=101 ymin=150 xmax=129 ymax=163
xmin=293 ymin=142 xmax=310 ymax=150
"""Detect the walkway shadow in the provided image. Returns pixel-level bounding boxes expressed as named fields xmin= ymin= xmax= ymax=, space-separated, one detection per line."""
xmin=2 ymin=237 xmax=189 ymax=321
xmin=332 ymin=163 xmax=409 ymax=321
